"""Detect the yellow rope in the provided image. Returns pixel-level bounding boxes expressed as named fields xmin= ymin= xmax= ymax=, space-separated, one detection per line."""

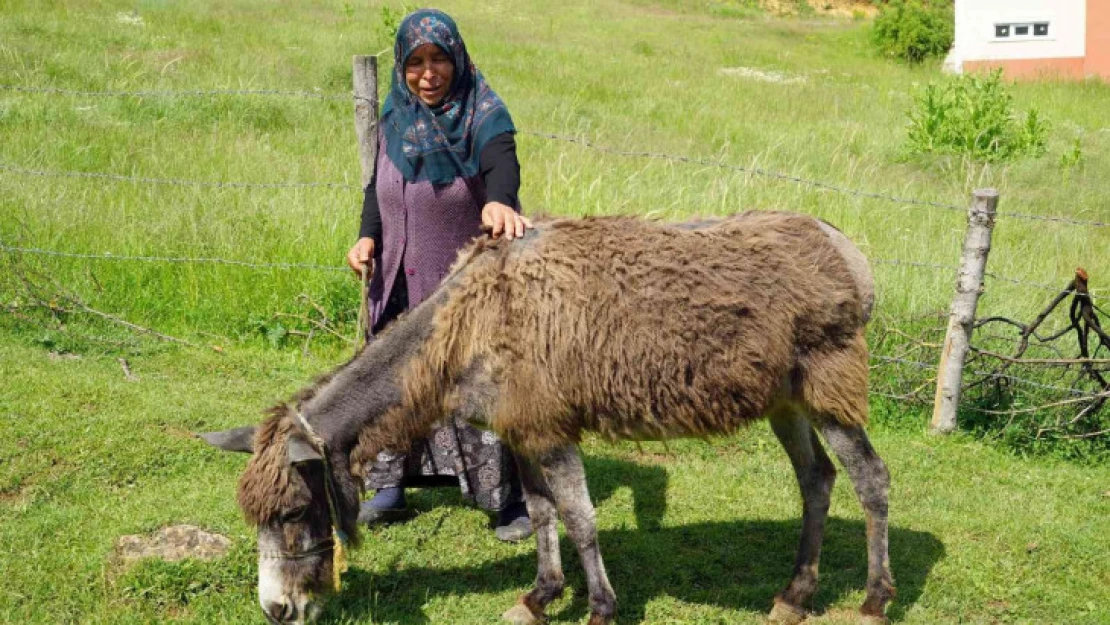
xmin=293 ymin=410 xmax=351 ymax=592
xmin=331 ymin=529 xmax=348 ymax=592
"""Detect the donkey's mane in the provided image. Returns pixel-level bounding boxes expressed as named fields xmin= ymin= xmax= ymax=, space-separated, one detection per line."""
xmin=237 ymin=404 xmax=301 ymax=527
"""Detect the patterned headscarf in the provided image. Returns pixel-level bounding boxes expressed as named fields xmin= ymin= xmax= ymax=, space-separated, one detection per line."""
xmin=381 ymin=9 xmax=515 ymax=185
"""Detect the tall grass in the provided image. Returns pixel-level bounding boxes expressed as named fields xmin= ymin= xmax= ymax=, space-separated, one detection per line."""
xmin=2 ymin=0 xmax=1107 ymax=344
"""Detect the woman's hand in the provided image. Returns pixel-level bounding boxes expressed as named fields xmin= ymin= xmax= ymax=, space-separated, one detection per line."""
xmin=481 ymin=202 xmax=533 ymax=241
xmin=346 ymin=237 xmax=375 ymax=276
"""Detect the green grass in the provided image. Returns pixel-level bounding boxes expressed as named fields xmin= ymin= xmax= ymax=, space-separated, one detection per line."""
xmin=2 ymin=1 xmax=1110 ymax=622
xmin=1 ymin=0 xmax=1108 ymax=337
xmin=1 ymin=339 xmax=1108 ymax=624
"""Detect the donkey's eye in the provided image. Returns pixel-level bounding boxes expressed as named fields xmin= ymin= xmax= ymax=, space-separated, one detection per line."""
xmin=281 ymin=506 xmax=308 ymax=523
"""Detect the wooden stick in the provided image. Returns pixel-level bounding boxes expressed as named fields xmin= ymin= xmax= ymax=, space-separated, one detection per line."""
xmin=118 ymin=358 xmax=139 ymax=381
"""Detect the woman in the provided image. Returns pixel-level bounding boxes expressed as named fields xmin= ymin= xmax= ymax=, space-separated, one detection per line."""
xmin=345 ymin=9 xmax=533 ymax=542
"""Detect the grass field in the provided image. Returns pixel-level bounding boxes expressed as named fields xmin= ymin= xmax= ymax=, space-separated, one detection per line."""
xmin=2 ymin=0 xmax=1109 ymax=623
xmin=2 ymin=340 xmax=1108 ymax=624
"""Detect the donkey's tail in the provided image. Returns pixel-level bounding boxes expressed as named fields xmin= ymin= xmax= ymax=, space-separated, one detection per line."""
xmin=799 ymin=330 xmax=870 ymax=427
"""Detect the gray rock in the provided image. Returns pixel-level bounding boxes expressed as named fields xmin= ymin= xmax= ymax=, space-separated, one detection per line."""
xmin=115 ymin=524 xmax=231 ymax=564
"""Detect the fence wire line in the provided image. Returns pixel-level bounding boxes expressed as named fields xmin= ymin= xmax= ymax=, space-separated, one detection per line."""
xmin=0 ymin=84 xmax=351 ymax=100
xmin=526 ymin=131 xmax=1110 ymax=230
xmin=995 ymin=209 xmax=1110 ymax=229
xmin=521 ymin=131 xmax=970 ymax=214
xmin=872 ymin=258 xmax=1105 ymax=297
xmin=2 ymin=242 xmax=1102 ymax=297
xmin=872 ymin=355 xmax=1094 ymax=397
xmin=7 ymin=132 xmax=1104 ymax=230
xmin=6 ymin=81 xmax=1110 ymax=228
xmin=0 ymin=242 xmax=347 ymax=273
xmin=0 ymin=163 xmax=360 ymax=191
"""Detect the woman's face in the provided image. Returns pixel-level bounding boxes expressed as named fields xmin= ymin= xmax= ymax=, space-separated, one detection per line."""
xmin=404 ymin=43 xmax=454 ymax=106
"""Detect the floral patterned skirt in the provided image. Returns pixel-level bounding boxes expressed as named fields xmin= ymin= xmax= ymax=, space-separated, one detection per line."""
xmin=364 ymin=265 xmax=518 ymax=511
xmin=363 ymin=417 xmax=517 ymax=511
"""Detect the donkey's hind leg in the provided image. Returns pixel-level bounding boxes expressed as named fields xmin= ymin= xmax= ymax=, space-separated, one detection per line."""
xmin=767 ymin=403 xmax=838 ymax=625
xmin=538 ymin=445 xmax=617 ymax=625
xmin=817 ymin=420 xmax=894 ymax=625
xmin=502 ymin=454 xmax=565 ymax=625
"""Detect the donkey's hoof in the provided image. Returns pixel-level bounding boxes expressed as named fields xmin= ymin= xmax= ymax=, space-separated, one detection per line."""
xmin=768 ymin=599 xmax=807 ymax=625
xmin=502 ymin=602 xmax=544 ymax=625
xmin=860 ymin=615 xmax=889 ymax=625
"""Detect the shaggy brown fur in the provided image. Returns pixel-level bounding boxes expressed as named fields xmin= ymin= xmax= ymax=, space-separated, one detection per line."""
xmin=352 ymin=211 xmax=870 ymax=464
xmin=237 ymin=406 xmax=307 ymax=527
xmin=237 ymin=405 xmax=361 ymax=547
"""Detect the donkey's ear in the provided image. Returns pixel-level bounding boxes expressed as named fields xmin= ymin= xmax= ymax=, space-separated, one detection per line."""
xmin=287 ymin=436 xmax=322 ymax=465
xmin=197 ymin=426 xmax=256 ymax=453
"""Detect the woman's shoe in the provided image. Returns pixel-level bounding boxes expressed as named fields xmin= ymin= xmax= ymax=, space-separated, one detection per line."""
xmin=494 ymin=500 xmax=533 ymax=542
xmin=357 ymin=487 xmax=411 ymax=525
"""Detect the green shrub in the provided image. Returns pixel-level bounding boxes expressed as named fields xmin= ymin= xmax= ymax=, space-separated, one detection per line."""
xmin=871 ymin=0 xmax=954 ymax=64
xmin=905 ymin=70 xmax=1049 ymax=162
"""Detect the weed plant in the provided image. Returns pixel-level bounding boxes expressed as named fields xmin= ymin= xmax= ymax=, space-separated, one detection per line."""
xmin=905 ymin=70 xmax=1049 ymax=162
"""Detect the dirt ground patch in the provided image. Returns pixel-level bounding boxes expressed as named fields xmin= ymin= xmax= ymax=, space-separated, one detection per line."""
xmin=765 ymin=0 xmax=878 ymax=17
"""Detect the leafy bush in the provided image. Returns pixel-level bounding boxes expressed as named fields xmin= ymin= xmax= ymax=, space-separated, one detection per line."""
xmin=871 ymin=0 xmax=954 ymax=64
xmin=905 ymin=70 xmax=1049 ymax=162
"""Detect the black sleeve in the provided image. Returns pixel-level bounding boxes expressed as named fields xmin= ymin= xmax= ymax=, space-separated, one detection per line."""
xmin=479 ymin=132 xmax=521 ymax=211
xmin=358 ymin=180 xmax=383 ymax=250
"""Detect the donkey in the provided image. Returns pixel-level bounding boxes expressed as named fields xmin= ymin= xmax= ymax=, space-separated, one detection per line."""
xmin=201 ymin=211 xmax=893 ymax=625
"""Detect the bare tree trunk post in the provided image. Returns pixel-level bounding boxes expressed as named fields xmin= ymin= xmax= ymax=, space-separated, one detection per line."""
xmin=930 ymin=189 xmax=1000 ymax=434
xmin=352 ymin=55 xmax=379 ymax=190
xmin=352 ymin=55 xmax=379 ymax=350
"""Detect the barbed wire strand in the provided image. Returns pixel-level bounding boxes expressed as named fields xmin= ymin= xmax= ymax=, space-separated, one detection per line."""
xmin=4 ymin=78 xmax=1110 ymax=228
xmin=994 ymin=210 xmax=1110 ymax=229
xmin=0 ymin=84 xmax=351 ymax=100
xmin=0 ymin=164 xmax=359 ymax=191
xmin=521 ymin=131 xmax=969 ymax=213
xmin=872 ymin=355 xmax=1096 ymax=397
xmin=872 ymin=258 xmax=1105 ymax=297
xmin=1 ymin=242 xmax=1103 ymax=298
xmin=1 ymin=122 xmax=1107 ymax=229
xmin=0 ymin=242 xmax=347 ymax=273
xmin=525 ymin=131 xmax=1110 ymax=230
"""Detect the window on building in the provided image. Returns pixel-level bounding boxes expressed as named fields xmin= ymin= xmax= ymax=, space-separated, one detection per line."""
xmin=994 ymin=22 xmax=1051 ymax=41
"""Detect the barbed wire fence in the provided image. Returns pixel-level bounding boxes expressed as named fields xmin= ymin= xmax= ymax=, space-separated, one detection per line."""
xmin=1 ymin=79 xmax=1108 ymax=446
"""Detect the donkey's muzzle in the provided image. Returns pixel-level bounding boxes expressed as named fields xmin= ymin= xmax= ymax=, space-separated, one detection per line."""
xmin=263 ymin=599 xmax=296 ymax=624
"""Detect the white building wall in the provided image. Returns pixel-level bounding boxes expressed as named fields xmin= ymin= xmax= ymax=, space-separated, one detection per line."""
xmin=949 ymin=0 xmax=1086 ymax=71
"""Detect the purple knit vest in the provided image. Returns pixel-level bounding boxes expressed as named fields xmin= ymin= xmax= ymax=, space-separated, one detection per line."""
xmin=369 ymin=134 xmax=487 ymax=329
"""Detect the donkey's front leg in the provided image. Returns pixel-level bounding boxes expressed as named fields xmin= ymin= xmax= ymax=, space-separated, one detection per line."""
xmin=539 ymin=445 xmax=616 ymax=625
xmin=502 ymin=454 xmax=565 ymax=625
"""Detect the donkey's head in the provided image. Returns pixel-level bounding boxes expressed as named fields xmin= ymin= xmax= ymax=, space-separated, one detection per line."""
xmin=200 ymin=407 xmax=358 ymax=624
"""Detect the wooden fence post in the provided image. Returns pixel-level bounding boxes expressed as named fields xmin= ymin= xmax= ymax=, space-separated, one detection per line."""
xmin=352 ymin=55 xmax=379 ymax=351
xmin=352 ymin=55 xmax=379 ymax=190
xmin=930 ymin=188 xmax=999 ymax=434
